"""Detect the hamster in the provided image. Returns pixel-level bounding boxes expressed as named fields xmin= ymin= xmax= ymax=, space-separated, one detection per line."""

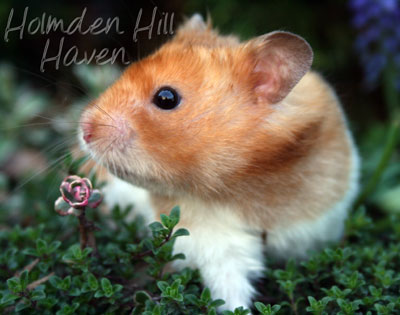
xmin=79 ymin=14 xmax=360 ymax=311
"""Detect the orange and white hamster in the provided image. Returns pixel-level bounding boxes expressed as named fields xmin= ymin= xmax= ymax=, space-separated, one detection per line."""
xmin=79 ymin=14 xmax=360 ymax=310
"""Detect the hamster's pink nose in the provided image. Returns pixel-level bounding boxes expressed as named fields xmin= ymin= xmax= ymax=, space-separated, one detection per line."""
xmin=81 ymin=123 xmax=93 ymax=144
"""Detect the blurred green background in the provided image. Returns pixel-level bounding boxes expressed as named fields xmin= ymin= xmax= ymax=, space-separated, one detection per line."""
xmin=0 ymin=0 xmax=399 ymax=220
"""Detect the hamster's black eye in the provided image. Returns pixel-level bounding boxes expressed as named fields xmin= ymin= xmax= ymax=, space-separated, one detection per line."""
xmin=153 ymin=87 xmax=181 ymax=110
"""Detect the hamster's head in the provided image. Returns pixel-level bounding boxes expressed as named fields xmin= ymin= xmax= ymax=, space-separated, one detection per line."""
xmin=79 ymin=15 xmax=313 ymax=197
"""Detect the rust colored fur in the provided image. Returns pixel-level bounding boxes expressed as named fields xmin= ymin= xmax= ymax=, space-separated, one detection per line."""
xmin=80 ymin=20 xmax=355 ymax=229
xmin=79 ymin=16 xmax=358 ymax=309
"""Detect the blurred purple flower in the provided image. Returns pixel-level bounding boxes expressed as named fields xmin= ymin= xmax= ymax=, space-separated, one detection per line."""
xmin=349 ymin=0 xmax=400 ymax=89
xmin=349 ymin=0 xmax=368 ymax=9
xmin=381 ymin=0 xmax=397 ymax=10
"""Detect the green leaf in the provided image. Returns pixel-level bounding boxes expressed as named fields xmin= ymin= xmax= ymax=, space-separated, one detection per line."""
xmin=72 ymin=276 xmax=82 ymax=287
xmin=126 ymin=244 xmax=139 ymax=253
xmin=7 ymin=277 xmax=22 ymax=293
xmin=1 ymin=293 xmax=19 ymax=304
xmin=36 ymin=239 xmax=48 ymax=256
xmin=15 ymin=301 xmax=30 ymax=312
xmin=208 ymin=308 xmax=217 ymax=315
xmin=38 ymin=261 xmax=50 ymax=273
xmin=156 ymin=281 xmax=168 ymax=292
xmin=183 ymin=293 xmax=198 ymax=306
xmin=201 ymin=287 xmax=211 ymax=303
xmin=49 ymin=275 xmax=63 ymax=289
xmin=56 ymin=302 xmax=80 ymax=315
xmin=210 ymin=299 xmax=225 ymax=308
xmin=369 ymin=285 xmax=382 ymax=298
xmin=172 ymin=253 xmax=186 ymax=261
xmin=54 ymin=198 xmax=71 ymax=213
xmin=255 ymin=302 xmax=268 ymax=313
xmin=170 ymin=279 xmax=181 ymax=291
xmin=23 ymin=248 xmax=39 ymax=257
xmin=38 ymin=296 xmax=57 ymax=309
xmin=113 ymin=284 xmax=123 ymax=293
xmin=48 ymin=241 xmax=61 ymax=254
xmin=87 ymin=273 xmax=99 ymax=291
xmin=307 ymin=296 xmax=317 ymax=305
xmin=172 ymin=228 xmax=190 ymax=238
xmin=82 ymin=247 xmax=93 ymax=258
xmin=254 ymin=302 xmax=281 ymax=315
xmin=31 ymin=289 xmax=46 ymax=301
xmin=71 ymin=245 xmax=83 ymax=260
xmin=87 ymin=189 xmax=103 ymax=208
xmin=142 ymin=239 xmax=155 ymax=252
xmin=62 ymin=276 xmax=71 ymax=290
xmin=149 ymin=222 xmax=165 ymax=233
xmin=152 ymin=304 xmax=161 ymax=315
xmin=160 ymin=214 xmax=171 ymax=229
xmin=169 ymin=206 xmax=180 ymax=227
xmin=68 ymin=288 xmax=81 ymax=296
xmin=101 ymin=278 xmax=113 ymax=297
xmin=20 ymin=270 xmax=29 ymax=290
xmin=134 ymin=291 xmax=151 ymax=304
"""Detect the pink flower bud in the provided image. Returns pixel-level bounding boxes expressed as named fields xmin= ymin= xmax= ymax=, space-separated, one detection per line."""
xmin=58 ymin=175 xmax=103 ymax=210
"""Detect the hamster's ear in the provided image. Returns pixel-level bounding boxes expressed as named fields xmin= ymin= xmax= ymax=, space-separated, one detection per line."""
xmin=179 ymin=13 xmax=210 ymax=32
xmin=246 ymin=31 xmax=313 ymax=104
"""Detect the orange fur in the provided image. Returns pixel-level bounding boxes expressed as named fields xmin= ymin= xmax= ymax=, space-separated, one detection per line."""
xmin=80 ymin=19 xmax=357 ymax=231
xmin=78 ymin=16 xmax=360 ymax=309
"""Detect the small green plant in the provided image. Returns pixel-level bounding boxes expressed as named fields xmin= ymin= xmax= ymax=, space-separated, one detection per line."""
xmin=1 ymin=188 xmax=400 ymax=314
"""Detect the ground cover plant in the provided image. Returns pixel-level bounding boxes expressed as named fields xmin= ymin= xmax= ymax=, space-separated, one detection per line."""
xmin=1 ymin=0 xmax=400 ymax=314
xmin=0 ymin=162 xmax=399 ymax=314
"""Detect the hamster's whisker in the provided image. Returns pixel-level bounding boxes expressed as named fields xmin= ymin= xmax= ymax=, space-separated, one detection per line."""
xmin=80 ymin=122 xmax=118 ymax=129
xmin=117 ymin=152 xmax=127 ymax=178
xmin=111 ymin=147 xmax=121 ymax=179
xmin=11 ymin=65 xmax=90 ymax=98
xmin=44 ymin=153 xmax=90 ymax=202
xmin=1 ymin=121 xmax=118 ymax=132
xmin=43 ymin=137 xmax=77 ymax=157
xmin=0 ymin=122 xmax=56 ymax=130
xmin=88 ymin=159 xmax=102 ymax=181
xmin=109 ymin=150 xmax=118 ymax=178
xmin=114 ymin=150 xmax=127 ymax=179
xmin=96 ymin=137 xmax=119 ymax=169
xmin=31 ymin=112 xmax=117 ymax=128
xmin=31 ymin=113 xmax=61 ymax=121
xmin=92 ymin=103 xmax=117 ymax=123
xmin=13 ymin=151 xmax=73 ymax=193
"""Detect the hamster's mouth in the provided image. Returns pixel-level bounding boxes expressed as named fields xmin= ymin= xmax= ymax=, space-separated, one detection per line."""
xmin=78 ymin=126 xmax=168 ymax=192
xmin=105 ymin=161 xmax=167 ymax=193
xmin=78 ymin=126 xmax=126 ymax=163
xmin=78 ymin=128 xmax=122 ymax=174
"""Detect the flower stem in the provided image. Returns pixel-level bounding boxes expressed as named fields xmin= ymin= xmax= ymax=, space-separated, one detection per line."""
xmin=78 ymin=211 xmax=89 ymax=250
xmin=77 ymin=209 xmax=98 ymax=255
xmin=354 ymin=64 xmax=400 ymax=208
xmin=383 ymin=62 xmax=399 ymax=115
xmin=87 ymin=222 xmax=98 ymax=255
xmin=354 ymin=120 xmax=400 ymax=208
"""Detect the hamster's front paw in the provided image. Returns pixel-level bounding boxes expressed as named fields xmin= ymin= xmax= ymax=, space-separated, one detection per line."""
xmin=171 ymin=218 xmax=264 ymax=311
